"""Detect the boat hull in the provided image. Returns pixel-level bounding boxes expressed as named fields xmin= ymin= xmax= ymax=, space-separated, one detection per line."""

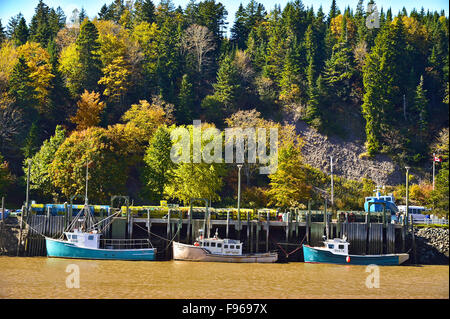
xmin=45 ymin=237 xmax=156 ymax=261
xmin=173 ymin=241 xmax=278 ymax=263
xmin=303 ymin=245 xmax=409 ymax=266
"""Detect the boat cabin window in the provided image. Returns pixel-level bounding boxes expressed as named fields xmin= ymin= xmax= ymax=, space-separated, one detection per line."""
xmin=211 ymin=242 xmax=216 ymax=247
xmin=338 ymin=244 xmax=345 ymax=250
xmin=230 ymin=245 xmax=234 ymax=249
xmin=328 ymin=244 xmax=334 ymax=249
xmin=72 ymin=235 xmax=77 ymax=240
xmin=88 ymin=235 xmax=94 ymax=241
xmin=204 ymin=242 xmax=209 ymax=247
xmin=217 ymin=243 xmax=222 ymax=248
xmin=224 ymin=245 xmax=228 ymax=249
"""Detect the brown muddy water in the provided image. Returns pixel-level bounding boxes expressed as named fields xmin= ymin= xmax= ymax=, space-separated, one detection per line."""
xmin=0 ymin=257 xmax=448 ymax=299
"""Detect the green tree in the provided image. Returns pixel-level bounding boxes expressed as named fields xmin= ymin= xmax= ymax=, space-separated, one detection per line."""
xmin=12 ymin=16 xmax=29 ymax=46
xmin=23 ymin=125 xmax=66 ymax=201
xmin=0 ymin=19 xmax=6 ymax=44
xmin=212 ymin=54 xmax=241 ymax=112
xmin=29 ymin=0 xmax=52 ymax=46
xmin=21 ymin=122 xmax=41 ymax=159
xmin=413 ymin=75 xmax=428 ymax=138
xmin=8 ymin=56 xmax=38 ymax=116
xmin=49 ymin=126 xmax=135 ymax=202
xmin=76 ymin=19 xmax=102 ymax=94
xmin=143 ymin=126 xmax=174 ymax=202
xmin=361 ymin=19 xmax=408 ymax=156
xmin=177 ymin=74 xmax=194 ymax=124
xmin=323 ymin=41 xmax=355 ymax=101
xmin=267 ymin=139 xmax=311 ymax=208
xmin=135 ymin=0 xmax=155 ymax=24
xmin=164 ymin=124 xmax=226 ymax=205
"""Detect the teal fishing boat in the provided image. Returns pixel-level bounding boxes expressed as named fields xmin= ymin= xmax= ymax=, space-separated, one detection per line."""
xmin=45 ymin=230 xmax=156 ymax=261
xmin=45 ymin=159 xmax=156 ymax=261
xmin=303 ymin=237 xmax=409 ymax=266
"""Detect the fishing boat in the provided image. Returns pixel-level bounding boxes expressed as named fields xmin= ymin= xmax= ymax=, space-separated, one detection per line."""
xmin=173 ymin=229 xmax=278 ymax=263
xmin=45 ymin=160 xmax=156 ymax=261
xmin=303 ymin=237 xmax=409 ymax=266
xmin=364 ymin=186 xmax=399 ymax=216
xmin=45 ymin=228 xmax=157 ymax=261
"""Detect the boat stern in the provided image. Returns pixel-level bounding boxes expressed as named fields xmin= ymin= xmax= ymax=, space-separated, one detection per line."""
xmin=398 ymin=253 xmax=409 ymax=265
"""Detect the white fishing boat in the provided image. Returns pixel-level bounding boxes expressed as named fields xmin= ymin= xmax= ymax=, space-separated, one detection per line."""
xmin=173 ymin=229 xmax=278 ymax=263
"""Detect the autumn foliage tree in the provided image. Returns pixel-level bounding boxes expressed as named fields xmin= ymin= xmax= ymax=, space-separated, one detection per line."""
xmin=70 ymin=90 xmax=105 ymax=130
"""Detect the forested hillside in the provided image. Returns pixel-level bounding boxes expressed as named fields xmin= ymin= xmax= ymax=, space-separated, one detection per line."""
xmin=0 ymin=0 xmax=448 ymax=215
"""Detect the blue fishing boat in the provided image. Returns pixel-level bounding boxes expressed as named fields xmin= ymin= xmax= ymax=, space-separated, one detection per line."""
xmin=364 ymin=187 xmax=399 ymax=215
xmin=303 ymin=237 xmax=409 ymax=266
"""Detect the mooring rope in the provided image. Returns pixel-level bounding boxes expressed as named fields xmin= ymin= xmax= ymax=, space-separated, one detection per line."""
xmin=270 ymin=234 xmax=307 ymax=258
xmin=134 ymin=221 xmax=181 ymax=250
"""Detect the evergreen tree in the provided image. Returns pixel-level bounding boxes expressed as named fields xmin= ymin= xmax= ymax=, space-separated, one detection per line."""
xmin=111 ymin=0 xmax=125 ymax=23
xmin=327 ymin=0 xmax=339 ymax=25
xmin=8 ymin=56 xmax=37 ymax=115
xmin=156 ymin=16 xmax=182 ymax=103
xmin=76 ymin=19 xmax=102 ymax=94
xmin=135 ymin=0 xmax=156 ymax=24
xmin=78 ymin=8 xmax=88 ymax=23
xmin=323 ymin=41 xmax=355 ymax=101
xmin=13 ymin=16 xmax=29 ymax=46
xmin=305 ymin=58 xmax=321 ymax=129
xmin=0 ymin=19 xmax=6 ymax=44
xmin=46 ymin=39 xmax=71 ymax=126
xmin=98 ymin=4 xmax=113 ymax=20
xmin=48 ymin=7 xmax=66 ymax=40
xmin=21 ymin=122 xmax=40 ymax=159
xmin=213 ymin=54 xmax=241 ymax=111
xmin=177 ymin=74 xmax=194 ymax=124
xmin=6 ymin=14 xmax=20 ymax=38
xmin=413 ymin=75 xmax=429 ymax=137
xmin=231 ymin=3 xmax=247 ymax=49
xmin=29 ymin=0 xmax=52 ymax=46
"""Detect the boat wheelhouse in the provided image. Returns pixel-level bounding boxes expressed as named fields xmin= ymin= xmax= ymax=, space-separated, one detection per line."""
xmin=195 ymin=237 xmax=243 ymax=256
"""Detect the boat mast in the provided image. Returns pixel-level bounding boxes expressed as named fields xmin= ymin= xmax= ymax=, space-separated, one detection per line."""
xmin=85 ymin=159 xmax=89 ymax=206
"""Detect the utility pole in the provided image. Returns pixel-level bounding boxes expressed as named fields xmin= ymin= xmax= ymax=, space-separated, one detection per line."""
xmin=432 ymin=153 xmax=435 ymax=190
xmin=403 ymin=94 xmax=407 ymax=121
xmin=405 ymin=166 xmax=410 ymax=227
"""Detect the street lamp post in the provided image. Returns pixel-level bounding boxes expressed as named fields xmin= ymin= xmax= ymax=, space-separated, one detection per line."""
xmin=237 ymin=164 xmax=243 ymax=231
xmin=25 ymin=159 xmax=31 ymax=217
xmin=330 ymin=156 xmax=334 ymax=209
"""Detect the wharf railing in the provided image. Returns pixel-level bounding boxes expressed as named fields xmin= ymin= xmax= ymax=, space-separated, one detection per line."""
xmin=412 ymin=218 xmax=448 ymax=226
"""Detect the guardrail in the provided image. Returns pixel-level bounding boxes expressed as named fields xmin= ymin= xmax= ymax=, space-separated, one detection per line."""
xmin=412 ymin=218 xmax=448 ymax=225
